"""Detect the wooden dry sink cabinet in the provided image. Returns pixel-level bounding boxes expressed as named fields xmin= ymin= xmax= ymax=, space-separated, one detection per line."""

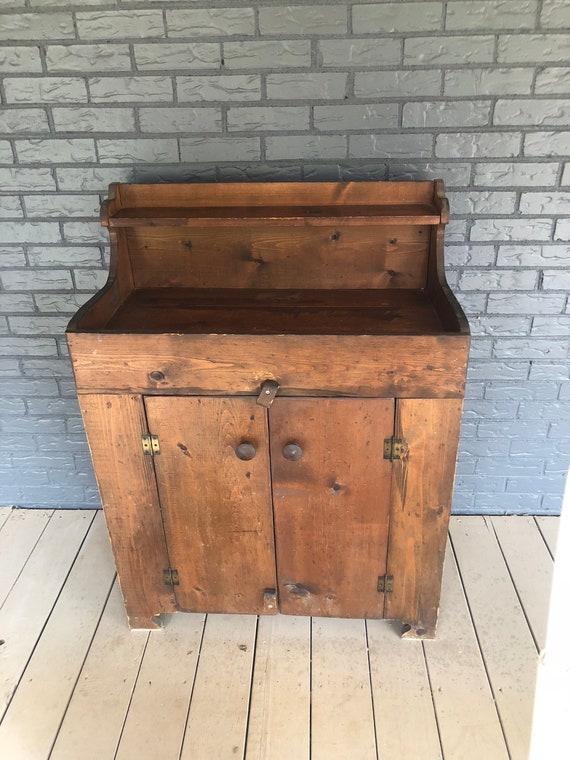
xmin=67 ymin=180 xmax=469 ymax=639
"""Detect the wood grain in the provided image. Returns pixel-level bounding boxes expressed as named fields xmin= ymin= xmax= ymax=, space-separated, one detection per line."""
xmin=145 ymin=396 xmax=277 ymax=614
xmin=78 ymin=394 xmax=176 ymax=628
xmin=384 ymin=397 xmax=463 ymax=637
xmin=270 ymin=398 xmax=394 ymax=618
xmin=68 ymin=332 xmax=469 ymax=399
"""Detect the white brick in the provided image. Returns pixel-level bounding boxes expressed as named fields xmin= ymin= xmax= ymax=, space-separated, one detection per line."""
xmin=495 ymin=99 xmax=570 ymax=126
xmin=487 ymin=293 xmax=566 ymax=314
xmin=0 ymin=13 xmax=74 ymax=40
xmin=388 ymin=162 xmax=471 ymax=186
xmin=319 ymin=39 xmax=400 ymax=67
xmin=0 ymin=139 xmax=13 ymax=162
xmin=459 ymin=270 xmax=537 ymax=290
xmin=134 ymin=43 xmax=220 ymax=71
xmin=498 ymin=35 xmax=569 ymax=63
xmin=52 ymin=107 xmax=136 ymax=133
xmin=179 ymin=137 xmax=260 ymax=162
xmin=88 ymin=76 xmax=173 ymax=102
xmin=23 ymin=194 xmax=100 ymax=218
xmin=524 ymin=131 xmax=570 ymax=156
xmin=542 ymin=271 xmax=570 ymax=290
xmin=4 ymin=77 xmax=87 ymax=104
xmin=471 ymin=219 xmax=553 ymax=241
xmin=177 ymin=75 xmax=261 ymax=102
xmin=449 ymin=191 xmax=516 ymax=215
xmin=541 ymin=0 xmax=570 ymax=27
xmin=139 ymin=108 xmax=221 ymax=133
xmin=96 ymin=139 xmax=179 ymax=164
xmin=55 ymin=167 xmax=131 ymax=191
xmin=63 ymin=222 xmax=107 ymax=243
xmin=350 ymin=134 xmax=432 ymax=159
xmin=224 ymin=40 xmax=310 ymax=69
xmin=355 ymin=70 xmax=441 ymax=98
xmin=0 ymin=109 xmax=49 ymax=132
xmin=0 ymin=46 xmax=42 ymax=73
xmin=497 ymin=245 xmax=569 ymax=267
xmin=353 ymin=3 xmax=441 ymax=33
xmin=228 ymin=106 xmax=309 ymax=132
xmin=474 ymin=162 xmax=559 ymax=186
xmin=405 ymin=36 xmax=494 ymax=65
xmin=554 ymin=219 xmax=570 ymax=240
xmin=315 ymin=104 xmax=398 ymax=131
xmin=76 ymin=11 xmax=165 ymax=40
xmin=0 ymin=168 xmax=55 ymax=191
xmin=444 ymin=68 xmax=533 ymax=96
xmin=73 ymin=269 xmax=108 ymax=289
xmin=436 ymin=132 xmax=521 ymax=158
xmin=0 ymin=223 xmax=61 ymax=244
xmin=520 ymin=193 xmax=570 ymax=215
xmin=0 ymin=196 xmax=23 ymax=218
xmin=46 ymin=44 xmax=131 ymax=73
xmin=266 ymin=135 xmax=346 ymax=161
xmin=167 ymin=8 xmax=254 ymax=37
xmin=28 ymin=247 xmax=102 ymax=267
xmin=446 ymin=1 xmax=537 ymax=30
xmin=403 ymin=101 xmax=490 ymax=128
xmin=266 ymin=73 xmax=347 ymax=100
xmin=16 ymin=139 xmax=96 ymax=164
xmin=563 ymin=164 xmax=570 ymax=185
xmin=259 ymin=5 xmax=347 ymax=34
xmin=535 ymin=68 xmax=570 ymax=95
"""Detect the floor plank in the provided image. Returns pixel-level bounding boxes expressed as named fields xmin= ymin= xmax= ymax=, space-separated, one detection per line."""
xmin=368 ymin=619 xmax=442 ymax=759
xmin=0 ymin=513 xmax=115 ymax=759
xmin=311 ymin=617 xmax=376 ymax=760
xmin=535 ymin=516 xmax=559 ymax=558
xmin=492 ymin=515 xmax=554 ymax=651
xmin=423 ymin=544 xmax=508 ymax=760
xmin=0 ymin=508 xmax=52 ymax=608
xmin=450 ymin=516 xmax=538 ymax=760
xmin=116 ymin=612 xmax=206 ymax=760
xmin=50 ymin=580 xmax=149 ymax=760
xmin=0 ymin=510 xmax=94 ymax=721
xmin=0 ymin=507 xmax=13 ymax=533
xmin=180 ymin=614 xmax=258 ymax=760
xmin=245 ymin=615 xmax=311 ymax=760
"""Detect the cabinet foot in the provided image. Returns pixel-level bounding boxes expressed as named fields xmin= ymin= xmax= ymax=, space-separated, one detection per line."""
xmin=127 ymin=613 xmax=163 ymax=630
xmin=400 ymin=621 xmax=437 ymax=640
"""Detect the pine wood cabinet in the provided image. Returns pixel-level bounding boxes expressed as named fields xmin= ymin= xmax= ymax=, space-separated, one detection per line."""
xmin=67 ymin=180 xmax=469 ymax=638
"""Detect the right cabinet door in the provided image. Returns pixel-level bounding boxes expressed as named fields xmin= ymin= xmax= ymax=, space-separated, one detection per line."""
xmin=269 ymin=398 xmax=394 ymax=618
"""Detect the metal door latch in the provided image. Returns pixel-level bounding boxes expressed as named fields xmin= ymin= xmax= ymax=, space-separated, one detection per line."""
xmin=256 ymin=379 xmax=280 ymax=407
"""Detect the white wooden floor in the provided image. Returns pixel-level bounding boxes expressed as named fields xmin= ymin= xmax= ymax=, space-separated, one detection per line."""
xmin=0 ymin=508 xmax=558 ymax=760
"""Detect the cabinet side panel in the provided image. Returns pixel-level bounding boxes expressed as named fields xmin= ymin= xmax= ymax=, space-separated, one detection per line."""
xmin=270 ymin=398 xmax=394 ymax=619
xmin=79 ymin=394 xmax=176 ymax=628
xmin=384 ymin=398 xmax=463 ymax=637
xmin=144 ymin=397 xmax=277 ymax=615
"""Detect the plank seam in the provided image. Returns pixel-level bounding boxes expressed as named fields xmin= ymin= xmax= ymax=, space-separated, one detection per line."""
xmin=0 ymin=510 xmax=98 ymax=727
xmin=242 ymin=615 xmax=261 ymax=760
xmin=448 ymin=531 xmax=512 ymax=760
xmin=420 ymin=639 xmax=445 ymax=760
xmin=112 ymin=628 xmax=152 ymax=760
xmin=177 ymin=613 xmax=208 ymax=760
xmin=364 ymin=620 xmax=380 ymax=760
xmin=533 ymin=516 xmax=556 ymax=562
xmin=309 ymin=617 xmax=313 ymax=760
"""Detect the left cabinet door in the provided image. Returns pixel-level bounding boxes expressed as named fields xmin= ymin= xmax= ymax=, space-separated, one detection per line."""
xmin=144 ymin=396 xmax=277 ymax=614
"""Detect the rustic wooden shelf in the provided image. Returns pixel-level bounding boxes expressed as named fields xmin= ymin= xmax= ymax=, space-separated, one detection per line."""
xmin=68 ymin=180 xmax=469 ymax=638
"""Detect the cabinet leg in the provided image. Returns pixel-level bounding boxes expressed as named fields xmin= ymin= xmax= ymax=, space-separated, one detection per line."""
xmin=400 ymin=619 xmax=437 ymax=640
xmin=126 ymin=611 xmax=164 ymax=630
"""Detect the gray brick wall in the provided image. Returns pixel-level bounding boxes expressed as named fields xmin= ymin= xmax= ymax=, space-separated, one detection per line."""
xmin=0 ymin=1 xmax=568 ymax=514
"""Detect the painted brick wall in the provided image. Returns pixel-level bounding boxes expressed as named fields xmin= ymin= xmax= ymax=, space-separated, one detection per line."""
xmin=0 ymin=1 xmax=569 ymax=513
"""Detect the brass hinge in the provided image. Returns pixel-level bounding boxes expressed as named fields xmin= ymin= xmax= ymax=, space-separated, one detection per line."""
xmin=142 ymin=434 xmax=160 ymax=456
xmin=383 ymin=437 xmax=406 ymax=461
xmin=377 ymin=575 xmax=394 ymax=593
xmin=163 ymin=568 xmax=179 ymax=587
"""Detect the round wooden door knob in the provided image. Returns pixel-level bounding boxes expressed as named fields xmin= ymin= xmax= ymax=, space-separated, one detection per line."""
xmin=282 ymin=443 xmax=303 ymax=461
xmin=235 ymin=442 xmax=256 ymax=461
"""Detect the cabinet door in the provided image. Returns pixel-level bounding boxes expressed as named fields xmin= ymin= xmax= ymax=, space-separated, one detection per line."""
xmin=144 ymin=396 xmax=277 ymax=614
xmin=269 ymin=398 xmax=394 ymax=618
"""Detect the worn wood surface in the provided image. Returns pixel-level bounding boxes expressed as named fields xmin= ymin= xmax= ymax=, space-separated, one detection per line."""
xmin=0 ymin=514 xmax=114 ymax=759
xmin=125 ymin=225 xmax=429 ymax=290
xmin=270 ymin=398 xmax=393 ymax=618
xmin=68 ymin=332 xmax=469 ymax=398
xmin=245 ymin=615 xmax=311 ymax=760
xmin=116 ymin=612 xmax=205 ymax=760
xmin=0 ymin=510 xmax=93 ymax=722
xmin=423 ymin=541 xmax=509 ymax=760
xmin=450 ymin=516 xmax=538 ymax=760
xmin=50 ymin=580 xmax=149 ymax=760
xmin=104 ymin=287 xmax=444 ymax=334
xmin=145 ymin=396 xmax=277 ymax=614
xmin=0 ymin=508 xmax=52 ymax=608
xmin=385 ymin=398 xmax=463 ymax=637
xmin=78 ymin=394 xmax=176 ymax=627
